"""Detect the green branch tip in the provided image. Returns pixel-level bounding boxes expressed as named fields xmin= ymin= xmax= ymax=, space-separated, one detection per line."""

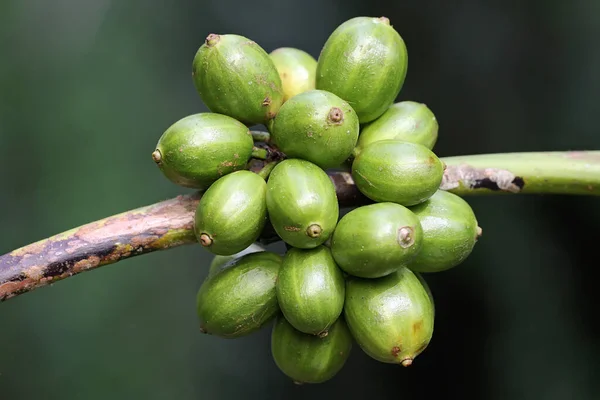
xmin=440 ymin=151 xmax=600 ymax=196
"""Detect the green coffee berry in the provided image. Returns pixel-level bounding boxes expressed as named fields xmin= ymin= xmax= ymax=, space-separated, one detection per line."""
xmin=355 ymin=101 xmax=438 ymax=156
xmin=270 ymin=47 xmax=317 ymax=103
xmin=271 ymin=315 xmax=352 ymax=384
xmin=266 ymin=159 xmax=339 ymax=249
xmin=330 ymin=202 xmax=423 ymax=278
xmin=196 ymin=251 xmax=282 ymax=338
xmin=276 ymin=246 xmax=345 ymax=336
xmin=270 ymin=90 xmax=359 ymax=169
xmin=352 ymin=140 xmax=444 ymax=206
xmin=316 ymin=16 xmax=408 ymax=123
xmin=194 ymin=170 xmax=267 ymax=256
xmin=153 ymin=113 xmax=253 ymax=189
xmin=408 ymin=190 xmax=480 ymax=273
xmin=344 ymin=267 xmax=434 ymax=365
xmin=192 ymin=34 xmax=284 ymax=125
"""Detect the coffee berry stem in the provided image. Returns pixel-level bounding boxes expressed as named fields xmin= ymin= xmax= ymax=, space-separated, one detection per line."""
xmin=0 ymin=150 xmax=599 ymax=302
xmin=250 ymin=130 xmax=270 ymax=143
xmin=257 ymin=161 xmax=279 ymax=181
xmin=251 ymin=147 xmax=269 ymax=160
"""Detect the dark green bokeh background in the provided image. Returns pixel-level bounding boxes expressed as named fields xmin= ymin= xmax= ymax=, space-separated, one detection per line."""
xmin=1 ymin=1 xmax=599 ymax=399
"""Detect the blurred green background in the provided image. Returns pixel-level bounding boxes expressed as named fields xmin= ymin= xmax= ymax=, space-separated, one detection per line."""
xmin=1 ymin=1 xmax=599 ymax=399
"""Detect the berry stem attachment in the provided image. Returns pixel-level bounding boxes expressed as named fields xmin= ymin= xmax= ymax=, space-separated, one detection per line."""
xmin=250 ymin=130 xmax=270 ymax=143
xmin=256 ymin=161 xmax=279 ymax=181
xmin=251 ymin=146 xmax=269 ymax=160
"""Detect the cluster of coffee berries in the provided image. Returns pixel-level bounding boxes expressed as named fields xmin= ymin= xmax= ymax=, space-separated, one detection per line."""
xmin=152 ymin=16 xmax=481 ymax=385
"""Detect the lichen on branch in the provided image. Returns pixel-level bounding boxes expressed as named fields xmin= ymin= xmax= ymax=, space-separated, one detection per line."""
xmin=441 ymin=151 xmax=600 ymax=196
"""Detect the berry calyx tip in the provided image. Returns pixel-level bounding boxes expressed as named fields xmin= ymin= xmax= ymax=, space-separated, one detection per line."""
xmin=306 ymin=224 xmax=322 ymax=238
xmin=378 ymin=16 xmax=391 ymax=25
xmin=318 ymin=330 xmax=329 ymax=338
xmin=397 ymin=226 xmax=415 ymax=248
xmin=152 ymin=149 xmax=162 ymax=164
xmin=401 ymin=358 xmax=413 ymax=367
xmin=328 ymin=107 xmax=344 ymax=124
xmin=199 ymin=233 xmax=213 ymax=247
xmin=205 ymin=34 xmax=220 ymax=47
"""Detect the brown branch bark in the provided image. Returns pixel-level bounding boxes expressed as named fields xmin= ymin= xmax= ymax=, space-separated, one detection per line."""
xmin=0 ymin=193 xmax=200 ymax=301
xmin=2 ymin=150 xmax=599 ymax=302
xmin=0 ymin=168 xmax=364 ymax=302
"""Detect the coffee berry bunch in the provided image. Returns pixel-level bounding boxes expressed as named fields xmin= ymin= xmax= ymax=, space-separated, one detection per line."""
xmin=151 ymin=16 xmax=481 ymax=385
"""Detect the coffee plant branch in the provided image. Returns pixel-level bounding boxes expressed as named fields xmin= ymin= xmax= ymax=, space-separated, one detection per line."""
xmin=1 ymin=150 xmax=599 ymax=302
xmin=442 ymin=151 xmax=600 ymax=195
